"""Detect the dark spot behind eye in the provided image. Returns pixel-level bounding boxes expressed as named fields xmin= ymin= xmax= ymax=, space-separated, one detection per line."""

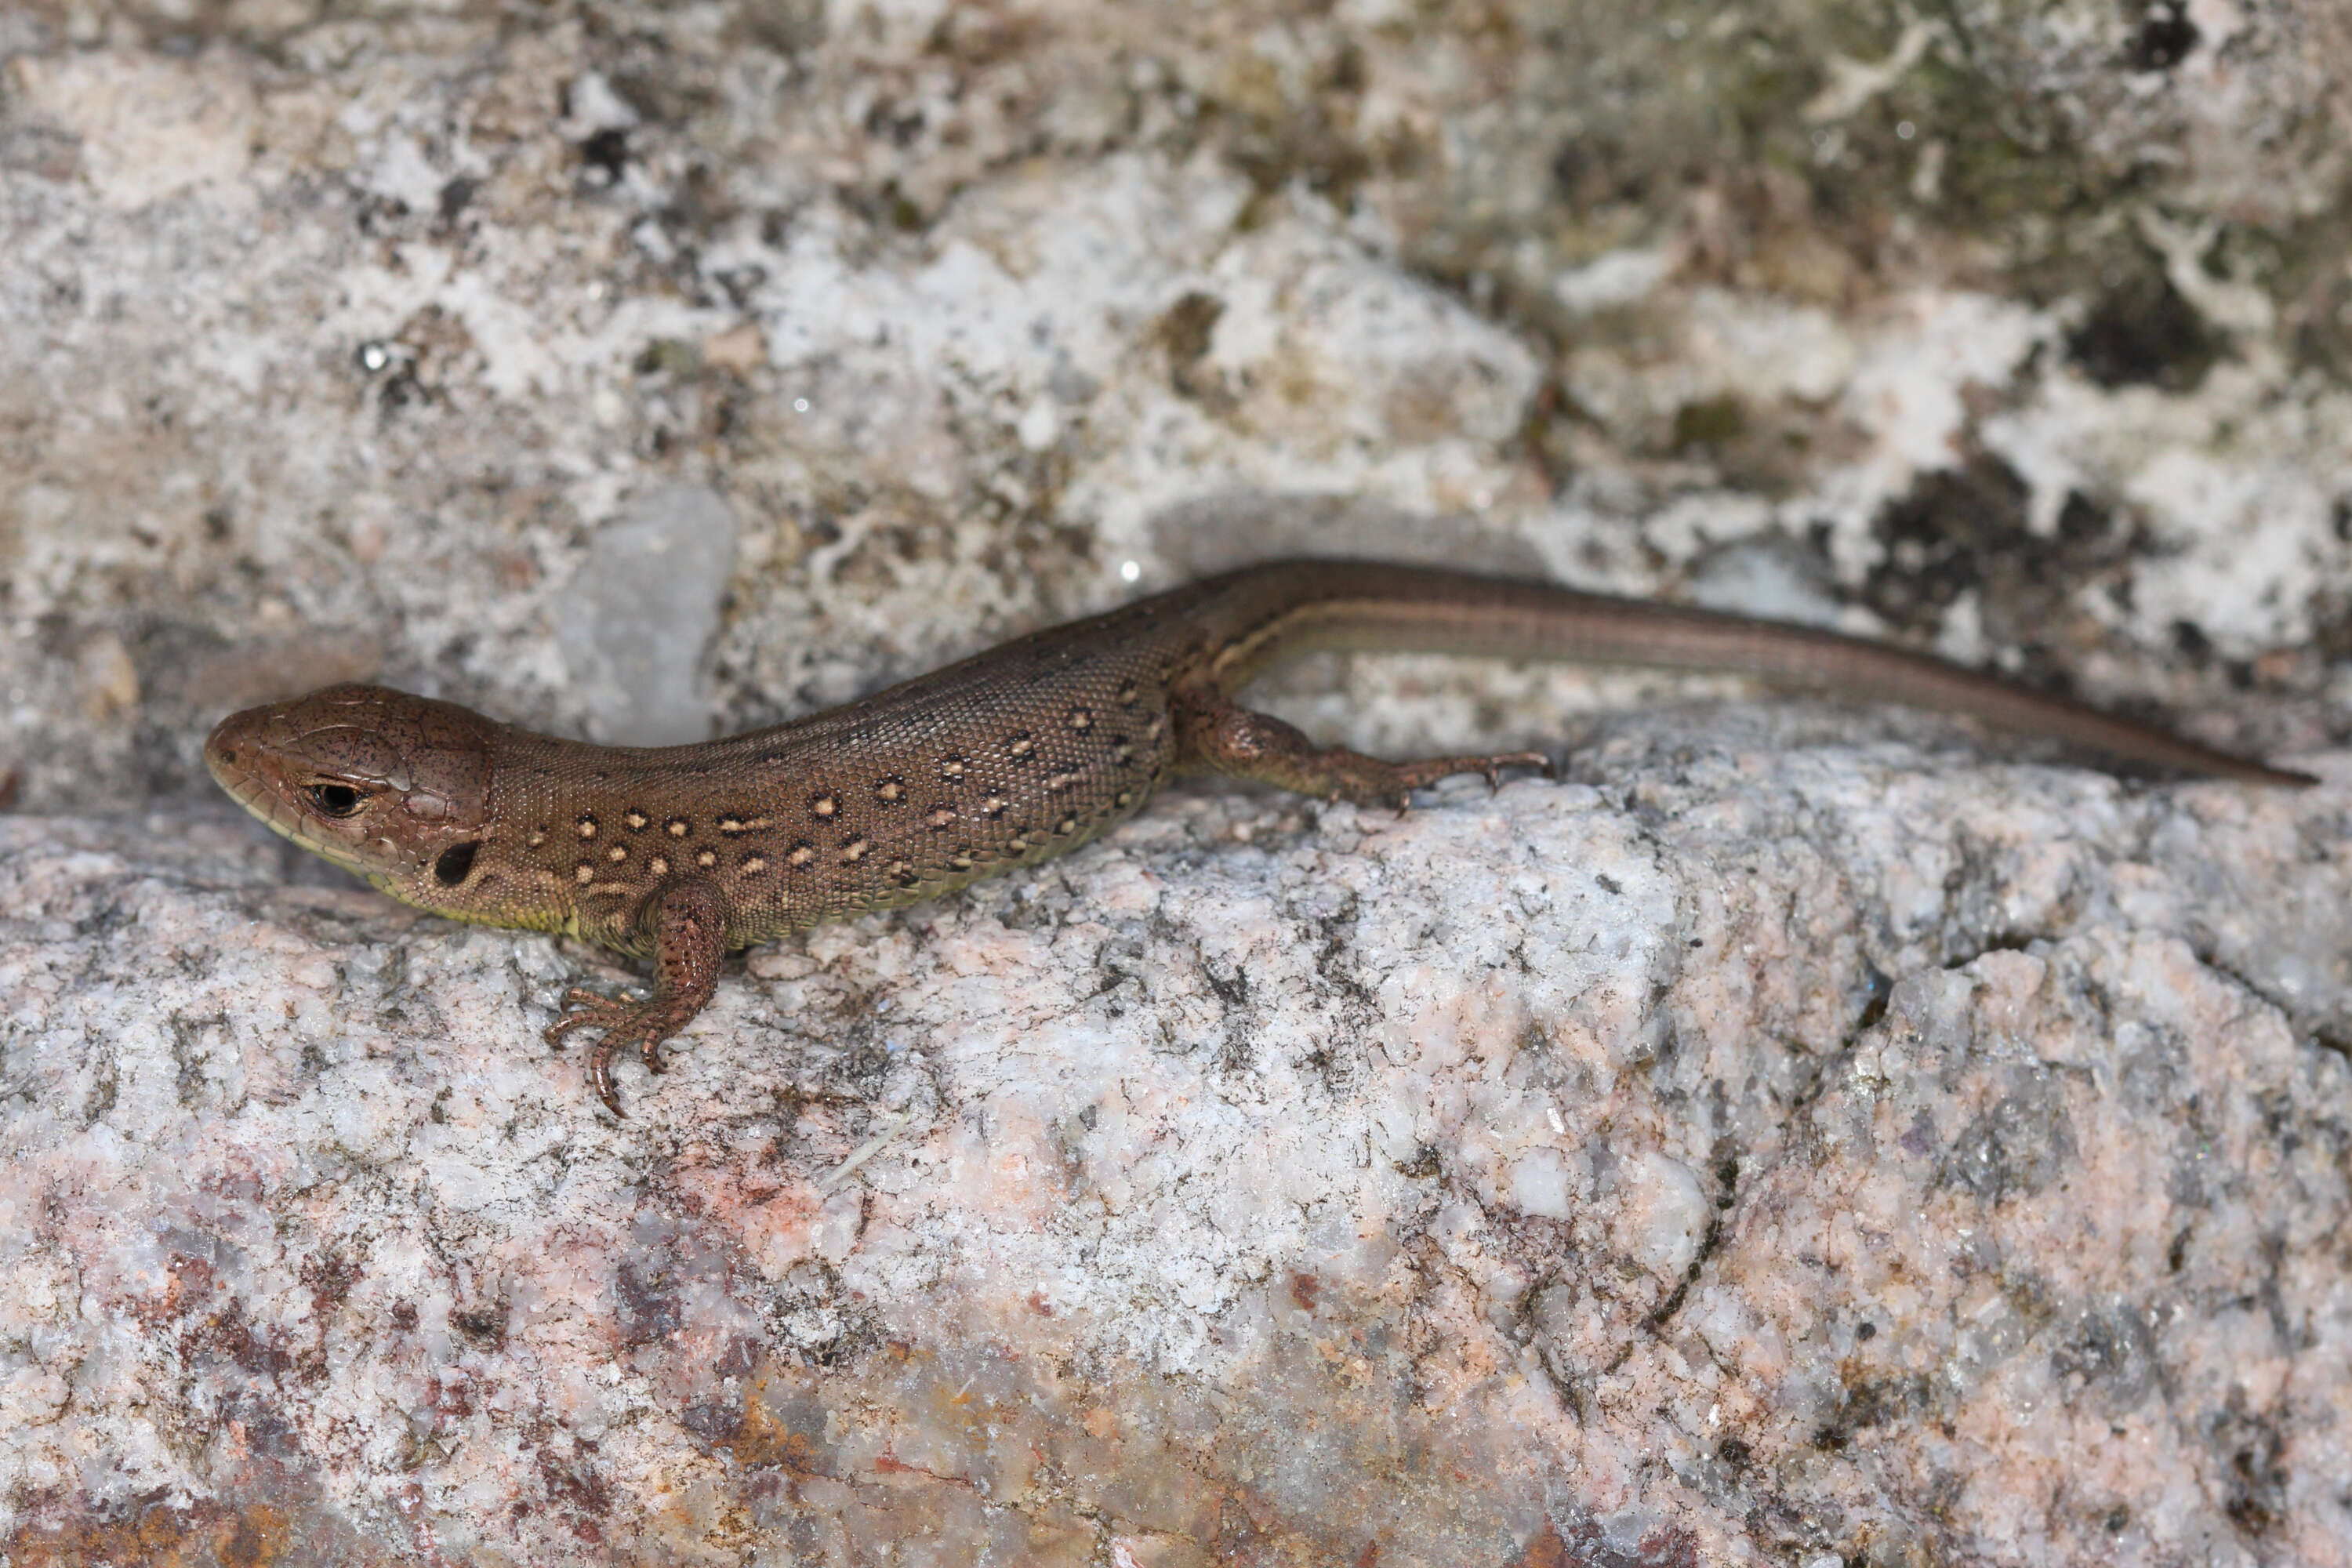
xmin=310 ymin=783 xmax=363 ymax=817
xmin=434 ymin=841 xmax=481 ymax=885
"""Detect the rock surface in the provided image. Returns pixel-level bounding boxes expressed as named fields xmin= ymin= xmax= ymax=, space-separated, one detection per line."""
xmin=4 ymin=731 xmax=2351 ymax=1565
xmin=7 ymin=0 xmax=2352 ymax=1562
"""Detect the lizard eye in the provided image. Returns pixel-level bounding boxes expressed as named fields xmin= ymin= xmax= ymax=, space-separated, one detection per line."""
xmin=307 ymin=782 xmax=368 ymax=818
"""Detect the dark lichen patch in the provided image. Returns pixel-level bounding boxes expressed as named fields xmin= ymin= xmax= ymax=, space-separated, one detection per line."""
xmin=1864 ymin=455 xmax=2032 ymax=628
xmin=1153 ymin=291 xmax=1229 ymax=407
xmin=576 ymin=126 xmax=630 ymax=190
xmin=2067 ymin=263 xmax=2220 ymax=390
xmin=1862 ymin=452 xmax=2152 ymax=659
xmin=452 ymin=1301 xmax=507 ymax=1350
xmin=1392 ymin=1144 xmax=1443 ymax=1179
xmin=2122 ymin=0 xmax=2200 ymax=71
xmin=1670 ymin=394 xmax=1748 ymax=453
xmin=1550 ymin=128 xmax=1671 ymax=213
xmin=1812 ymin=1369 xmax=1939 ymax=1451
xmin=1211 ymin=38 xmax=1376 ymax=207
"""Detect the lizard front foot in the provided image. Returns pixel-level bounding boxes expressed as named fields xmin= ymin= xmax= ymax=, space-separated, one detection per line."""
xmin=541 ymin=881 xmax=729 ymax=1116
xmin=543 ymin=987 xmax=690 ymax=1116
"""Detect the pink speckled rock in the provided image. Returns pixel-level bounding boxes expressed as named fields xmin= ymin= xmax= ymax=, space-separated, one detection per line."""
xmin=3 ymin=728 xmax=2349 ymax=1564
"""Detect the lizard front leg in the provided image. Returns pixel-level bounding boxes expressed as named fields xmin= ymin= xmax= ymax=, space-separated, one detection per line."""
xmin=544 ymin=879 xmax=728 ymax=1115
xmin=1177 ymin=698 xmax=1552 ymax=809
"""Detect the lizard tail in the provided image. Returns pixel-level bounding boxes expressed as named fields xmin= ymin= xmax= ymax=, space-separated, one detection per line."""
xmin=1191 ymin=559 xmax=2315 ymax=787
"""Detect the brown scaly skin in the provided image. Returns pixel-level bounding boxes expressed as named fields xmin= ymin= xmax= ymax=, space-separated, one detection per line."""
xmin=205 ymin=560 xmax=2315 ymax=1114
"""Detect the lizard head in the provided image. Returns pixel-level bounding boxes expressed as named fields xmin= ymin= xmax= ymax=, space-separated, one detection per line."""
xmin=206 ymin=683 xmax=500 ymax=905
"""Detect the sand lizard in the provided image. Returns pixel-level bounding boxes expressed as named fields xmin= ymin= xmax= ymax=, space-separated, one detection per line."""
xmin=205 ymin=560 xmax=2312 ymax=1113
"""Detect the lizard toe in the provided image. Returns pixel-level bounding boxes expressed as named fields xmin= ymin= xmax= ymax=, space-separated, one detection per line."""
xmin=588 ymin=1037 xmax=630 ymax=1117
xmin=543 ymin=988 xmax=641 ymax=1047
xmin=543 ymin=1012 xmax=590 ymax=1047
xmin=1487 ymin=750 xmax=1551 ymax=788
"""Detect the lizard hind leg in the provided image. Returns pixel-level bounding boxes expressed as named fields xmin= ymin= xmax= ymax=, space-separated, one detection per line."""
xmin=1178 ymin=699 xmax=1552 ymax=809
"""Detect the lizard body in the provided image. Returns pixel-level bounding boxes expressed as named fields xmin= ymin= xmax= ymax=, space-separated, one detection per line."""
xmin=205 ymin=559 xmax=2314 ymax=1112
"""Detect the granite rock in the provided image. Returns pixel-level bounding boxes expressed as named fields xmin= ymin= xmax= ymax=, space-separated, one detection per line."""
xmin=3 ymin=729 xmax=2350 ymax=1563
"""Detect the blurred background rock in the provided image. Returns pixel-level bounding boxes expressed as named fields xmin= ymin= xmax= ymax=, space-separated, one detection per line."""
xmin=5 ymin=0 xmax=2348 ymax=811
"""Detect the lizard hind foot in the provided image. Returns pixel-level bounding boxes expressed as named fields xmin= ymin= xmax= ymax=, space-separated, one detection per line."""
xmin=1182 ymin=700 xmax=1558 ymax=807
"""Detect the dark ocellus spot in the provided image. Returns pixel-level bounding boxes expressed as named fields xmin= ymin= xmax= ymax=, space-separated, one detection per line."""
xmin=435 ymin=841 xmax=481 ymax=885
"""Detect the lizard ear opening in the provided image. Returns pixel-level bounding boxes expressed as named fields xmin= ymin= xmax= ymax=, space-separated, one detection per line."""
xmin=434 ymin=841 xmax=481 ymax=885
